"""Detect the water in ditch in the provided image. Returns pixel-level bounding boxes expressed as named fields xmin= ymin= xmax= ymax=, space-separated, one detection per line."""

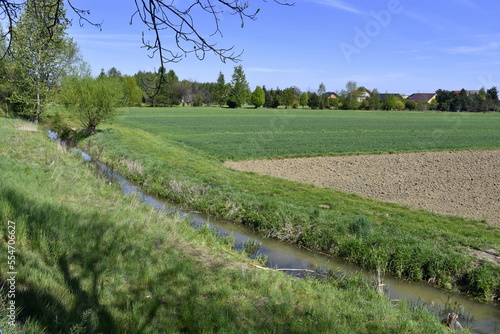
xmin=86 ymin=158 xmax=499 ymax=334
xmin=54 ymin=132 xmax=498 ymax=333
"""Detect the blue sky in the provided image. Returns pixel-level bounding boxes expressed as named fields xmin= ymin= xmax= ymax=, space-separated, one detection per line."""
xmin=67 ymin=0 xmax=500 ymax=95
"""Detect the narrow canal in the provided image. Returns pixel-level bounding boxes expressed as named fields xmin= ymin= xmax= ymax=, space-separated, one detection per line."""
xmin=92 ymin=156 xmax=499 ymax=334
xmin=50 ymin=130 xmax=498 ymax=333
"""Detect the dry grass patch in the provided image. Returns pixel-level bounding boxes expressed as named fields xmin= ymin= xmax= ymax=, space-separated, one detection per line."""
xmin=16 ymin=123 xmax=38 ymax=132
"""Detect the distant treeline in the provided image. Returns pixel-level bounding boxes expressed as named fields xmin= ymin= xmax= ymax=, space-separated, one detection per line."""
xmin=2 ymin=62 xmax=499 ymax=117
xmin=130 ymin=68 xmax=500 ymax=112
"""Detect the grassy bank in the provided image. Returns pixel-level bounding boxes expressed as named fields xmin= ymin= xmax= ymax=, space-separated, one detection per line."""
xmin=0 ymin=117 xmax=455 ymax=333
xmin=79 ymin=108 xmax=499 ymax=302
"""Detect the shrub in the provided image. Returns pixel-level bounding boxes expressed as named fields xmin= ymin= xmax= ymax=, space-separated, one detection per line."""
xmin=348 ymin=216 xmax=373 ymax=238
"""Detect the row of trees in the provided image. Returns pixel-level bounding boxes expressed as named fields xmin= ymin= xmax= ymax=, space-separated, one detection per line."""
xmin=1 ymin=1 xmax=498 ymax=136
xmin=127 ymin=70 xmax=500 ymax=112
xmin=435 ymin=88 xmax=499 ymax=112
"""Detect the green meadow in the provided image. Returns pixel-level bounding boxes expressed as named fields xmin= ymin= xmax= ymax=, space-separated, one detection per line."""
xmin=0 ymin=117 xmax=455 ymax=333
xmin=115 ymin=107 xmax=500 ymax=160
xmin=77 ymin=107 xmax=500 ymax=302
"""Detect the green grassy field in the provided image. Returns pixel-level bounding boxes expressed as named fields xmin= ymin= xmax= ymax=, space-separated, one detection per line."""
xmin=1 ymin=117 xmax=457 ymax=333
xmin=115 ymin=107 xmax=500 ymax=160
xmin=75 ymin=107 xmax=500 ymax=302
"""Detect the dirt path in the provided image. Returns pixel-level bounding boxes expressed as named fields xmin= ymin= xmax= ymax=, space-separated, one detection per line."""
xmin=224 ymin=150 xmax=500 ymax=226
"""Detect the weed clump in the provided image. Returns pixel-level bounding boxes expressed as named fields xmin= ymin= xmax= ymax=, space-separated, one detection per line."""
xmin=348 ymin=216 xmax=373 ymax=238
xmin=464 ymin=261 xmax=500 ymax=301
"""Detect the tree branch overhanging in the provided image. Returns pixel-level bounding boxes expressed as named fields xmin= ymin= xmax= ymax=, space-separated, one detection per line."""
xmin=0 ymin=0 xmax=23 ymax=58
xmin=1 ymin=0 xmax=293 ymax=65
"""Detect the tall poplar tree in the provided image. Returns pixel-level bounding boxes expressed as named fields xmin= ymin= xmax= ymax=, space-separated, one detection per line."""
xmin=299 ymin=92 xmax=308 ymax=109
xmin=213 ymin=71 xmax=228 ymax=107
xmin=11 ymin=0 xmax=80 ymax=122
xmin=227 ymin=65 xmax=250 ymax=108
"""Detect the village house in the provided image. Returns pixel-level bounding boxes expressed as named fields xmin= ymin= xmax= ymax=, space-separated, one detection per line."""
xmin=325 ymin=92 xmax=338 ymax=99
xmin=357 ymin=87 xmax=371 ymax=102
xmin=407 ymin=93 xmax=437 ymax=103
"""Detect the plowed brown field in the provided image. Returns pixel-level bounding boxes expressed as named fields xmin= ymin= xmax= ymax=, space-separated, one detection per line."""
xmin=224 ymin=150 xmax=500 ymax=226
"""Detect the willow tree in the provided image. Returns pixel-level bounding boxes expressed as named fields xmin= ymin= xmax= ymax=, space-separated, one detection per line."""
xmin=10 ymin=0 xmax=80 ymax=122
xmin=61 ymin=75 xmax=124 ymax=135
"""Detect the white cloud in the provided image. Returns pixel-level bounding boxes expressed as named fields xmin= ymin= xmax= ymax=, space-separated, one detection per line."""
xmin=395 ymin=49 xmax=421 ymax=54
xmin=403 ymin=10 xmax=444 ymax=30
xmin=302 ymin=0 xmax=365 ymax=15
xmin=247 ymin=67 xmax=304 ymax=74
xmin=445 ymin=42 xmax=500 ymax=54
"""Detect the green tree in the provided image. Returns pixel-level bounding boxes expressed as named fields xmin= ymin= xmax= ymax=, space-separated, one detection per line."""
xmin=61 ymin=75 xmax=124 ymax=135
xmin=395 ymin=99 xmax=405 ymax=111
xmin=405 ymin=100 xmax=417 ymax=111
xmin=281 ymin=87 xmax=296 ymax=109
xmin=122 ymin=76 xmax=143 ymax=106
xmin=383 ymin=95 xmax=398 ymax=110
xmin=153 ymin=67 xmax=180 ymax=106
xmin=486 ymin=86 xmax=499 ymax=111
xmin=214 ymin=71 xmax=228 ymax=107
xmin=479 ymin=87 xmax=487 ymax=100
xmin=486 ymin=86 xmax=499 ymax=101
xmin=250 ymin=86 xmax=265 ymax=108
xmin=368 ymin=88 xmax=381 ymax=110
xmin=308 ymin=92 xmax=320 ymax=109
xmin=10 ymin=0 xmax=81 ymax=122
xmin=339 ymin=81 xmax=360 ymax=110
xmin=107 ymin=67 xmax=122 ymax=78
xmin=135 ymin=70 xmax=157 ymax=106
xmin=227 ymin=65 xmax=250 ymax=108
xmin=435 ymin=90 xmax=460 ymax=111
xmin=317 ymin=83 xmax=327 ymax=109
xmin=299 ymin=92 xmax=308 ymax=109
xmin=0 ymin=30 xmax=15 ymax=116
xmin=163 ymin=69 xmax=180 ymax=106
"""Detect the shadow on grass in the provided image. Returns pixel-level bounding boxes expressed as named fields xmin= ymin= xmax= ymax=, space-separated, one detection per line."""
xmin=1 ymin=186 xmax=125 ymax=333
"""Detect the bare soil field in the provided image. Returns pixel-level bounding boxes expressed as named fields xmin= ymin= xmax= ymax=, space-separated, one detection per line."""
xmin=224 ymin=150 xmax=500 ymax=226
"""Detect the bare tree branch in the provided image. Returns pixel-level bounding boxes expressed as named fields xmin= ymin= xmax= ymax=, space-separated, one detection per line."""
xmin=0 ymin=0 xmax=23 ymax=59
xmin=1 ymin=0 xmax=293 ymax=66
xmin=66 ymin=0 xmax=102 ymax=30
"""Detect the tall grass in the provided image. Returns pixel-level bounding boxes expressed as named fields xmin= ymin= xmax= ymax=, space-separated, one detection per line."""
xmin=0 ymin=117 xmax=454 ymax=333
xmin=80 ymin=113 xmax=500 ymax=302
